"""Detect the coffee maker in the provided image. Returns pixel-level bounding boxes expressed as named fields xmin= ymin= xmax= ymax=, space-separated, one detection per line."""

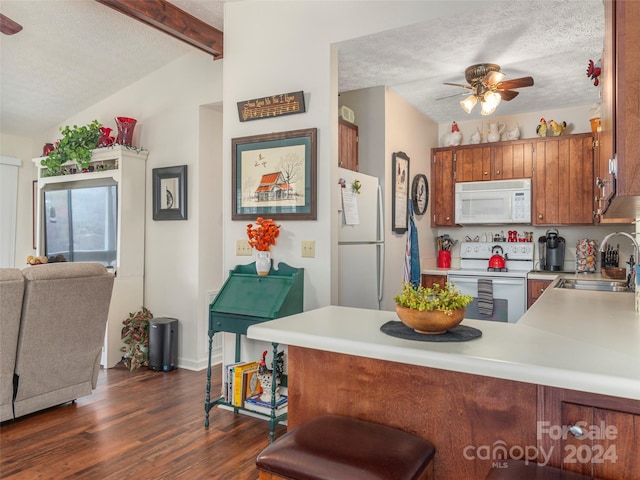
xmin=538 ymin=228 xmax=566 ymax=271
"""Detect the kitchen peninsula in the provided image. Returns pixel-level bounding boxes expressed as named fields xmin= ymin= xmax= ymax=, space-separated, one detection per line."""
xmin=247 ymin=279 xmax=640 ymax=479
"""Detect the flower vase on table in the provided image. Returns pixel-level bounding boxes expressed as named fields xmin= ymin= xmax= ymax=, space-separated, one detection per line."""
xmin=247 ymin=217 xmax=281 ymax=276
xmin=255 ymin=251 xmax=271 ymax=276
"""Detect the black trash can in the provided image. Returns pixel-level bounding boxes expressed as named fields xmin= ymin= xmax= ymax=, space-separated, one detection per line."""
xmin=148 ymin=317 xmax=178 ymax=371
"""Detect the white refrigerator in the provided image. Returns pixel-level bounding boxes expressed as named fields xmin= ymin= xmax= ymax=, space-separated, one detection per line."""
xmin=337 ymin=168 xmax=384 ymax=309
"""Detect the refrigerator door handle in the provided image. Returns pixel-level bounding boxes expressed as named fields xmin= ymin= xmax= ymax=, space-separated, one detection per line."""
xmin=377 ymin=243 xmax=385 ymax=306
xmin=377 ymin=185 xmax=384 ymax=243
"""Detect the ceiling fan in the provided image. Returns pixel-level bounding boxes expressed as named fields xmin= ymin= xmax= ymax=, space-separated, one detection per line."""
xmin=442 ymin=63 xmax=534 ymax=115
xmin=0 ymin=13 xmax=23 ymax=35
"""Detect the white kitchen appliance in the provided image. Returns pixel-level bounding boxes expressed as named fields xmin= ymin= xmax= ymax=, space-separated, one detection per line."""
xmin=448 ymin=241 xmax=534 ymax=323
xmin=337 ymin=167 xmax=384 ymax=309
xmin=455 ymin=179 xmax=531 ymax=225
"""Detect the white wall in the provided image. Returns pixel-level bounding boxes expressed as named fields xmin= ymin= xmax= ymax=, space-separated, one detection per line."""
xmin=34 ymin=52 xmax=223 ymax=370
xmin=221 ymin=1 xmax=476 ymax=365
xmin=0 ymin=134 xmax=39 ymax=267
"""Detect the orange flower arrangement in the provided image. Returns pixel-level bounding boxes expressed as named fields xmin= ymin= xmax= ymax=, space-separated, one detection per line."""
xmin=247 ymin=217 xmax=281 ymax=251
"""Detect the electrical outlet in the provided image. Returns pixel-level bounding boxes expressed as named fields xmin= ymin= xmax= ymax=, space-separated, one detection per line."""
xmin=301 ymin=240 xmax=315 ymax=258
xmin=236 ymin=239 xmax=252 ymax=256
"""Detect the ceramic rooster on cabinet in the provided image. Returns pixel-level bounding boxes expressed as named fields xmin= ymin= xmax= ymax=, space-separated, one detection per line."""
xmin=536 ymin=118 xmax=548 ymax=137
xmin=549 ymin=120 xmax=567 ymax=136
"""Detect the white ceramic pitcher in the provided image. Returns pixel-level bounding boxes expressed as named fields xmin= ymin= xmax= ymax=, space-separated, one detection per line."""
xmin=487 ymin=122 xmax=505 ymax=142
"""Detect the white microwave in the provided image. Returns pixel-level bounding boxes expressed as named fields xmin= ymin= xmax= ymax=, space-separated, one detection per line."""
xmin=455 ymin=179 xmax=531 ymax=225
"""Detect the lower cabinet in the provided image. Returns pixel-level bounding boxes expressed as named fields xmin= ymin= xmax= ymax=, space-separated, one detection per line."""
xmin=422 ymin=274 xmax=446 ymax=289
xmin=539 ymin=386 xmax=640 ymax=479
xmin=527 ymin=279 xmax=552 ymax=308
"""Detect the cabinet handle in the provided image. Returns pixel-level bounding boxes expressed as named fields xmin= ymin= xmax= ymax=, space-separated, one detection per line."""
xmin=495 ymin=170 xmax=500 ymax=175
xmin=538 ymin=214 xmax=543 ymax=220
xmin=568 ymin=424 xmax=585 ymax=438
xmin=540 ymin=288 xmax=545 ymax=294
xmin=445 ymin=216 xmax=451 ymax=221
xmin=483 ymin=171 xmax=488 ymax=176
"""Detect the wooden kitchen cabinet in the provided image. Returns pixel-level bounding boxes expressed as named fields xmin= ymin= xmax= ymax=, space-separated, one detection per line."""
xmin=422 ymin=274 xmax=446 ymax=289
xmin=455 ymin=146 xmax=491 ymax=182
xmin=598 ymin=0 xmax=640 ymax=218
xmin=492 ymin=140 xmax=533 ymax=180
xmin=539 ymin=386 xmax=640 ymax=479
xmin=532 ymin=134 xmax=594 ymax=225
xmin=431 ymin=148 xmax=456 ymax=227
xmin=338 ymin=118 xmax=358 ymax=171
xmin=455 ymin=142 xmax=533 ymax=182
xmin=527 ymin=279 xmax=552 ymax=308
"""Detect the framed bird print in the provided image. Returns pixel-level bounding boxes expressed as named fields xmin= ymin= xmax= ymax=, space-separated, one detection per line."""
xmin=153 ymin=165 xmax=188 ymax=220
xmin=392 ymin=151 xmax=410 ymax=233
xmin=232 ymin=128 xmax=317 ymax=220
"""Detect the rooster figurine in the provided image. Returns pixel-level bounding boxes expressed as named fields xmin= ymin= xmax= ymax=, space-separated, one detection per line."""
xmin=536 ymin=118 xmax=548 ymax=137
xmin=505 ymin=123 xmax=520 ymax=141
xmin=549 ymin=120 xmax=567 ymax=136
xmin=586 ymin=59 xmax=602 ymax=87
xmin=469 ymin=127 xmax=482 ymax=144
xmin=443 ymin=121 xmax=462 ymax=146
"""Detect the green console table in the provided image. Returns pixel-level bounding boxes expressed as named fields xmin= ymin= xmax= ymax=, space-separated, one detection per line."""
xmin=204 ymin=262 xmax=303 ymax=442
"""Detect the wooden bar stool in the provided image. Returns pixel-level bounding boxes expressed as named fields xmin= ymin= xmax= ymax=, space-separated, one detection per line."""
xmin=256 ymin=414 xmax=436 ymax=480
xmin=486 ymin=459 xmax=601 ymax=479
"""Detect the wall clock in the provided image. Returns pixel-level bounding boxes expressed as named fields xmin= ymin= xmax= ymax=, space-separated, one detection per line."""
xmin=411 ymin=174 xmax=428 ymax=215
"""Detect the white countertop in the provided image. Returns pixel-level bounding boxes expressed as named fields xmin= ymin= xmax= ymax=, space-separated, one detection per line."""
xmin=247 ymin=277 xmax=640 ymax=401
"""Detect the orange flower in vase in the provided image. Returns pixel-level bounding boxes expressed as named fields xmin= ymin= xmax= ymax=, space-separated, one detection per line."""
xmin=247 ymin=217 xmax=281 ymax=275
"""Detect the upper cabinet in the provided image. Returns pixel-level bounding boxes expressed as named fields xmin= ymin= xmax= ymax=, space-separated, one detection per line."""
xmin=532 ymin=134 xmax=594 ymax=225
xmin=454 ymin=141 xmax=533 ymax=182
xmin=431 ymin=148 xmax=455 ymax=227
xmin=454 ymin=146 xmax=491 ymax=182
xmin=338 ymin=118 xmax=359 ymax=172
xmin=597 ymin=0 xmax=640 ymax=218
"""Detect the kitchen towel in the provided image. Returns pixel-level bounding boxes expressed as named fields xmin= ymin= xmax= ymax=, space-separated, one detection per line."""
xmin=477 ymin=278 xmax=494 ymax=316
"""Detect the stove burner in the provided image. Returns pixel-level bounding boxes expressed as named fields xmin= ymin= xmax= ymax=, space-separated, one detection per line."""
xmin=487 ymin=267 xmax=508 ymax=272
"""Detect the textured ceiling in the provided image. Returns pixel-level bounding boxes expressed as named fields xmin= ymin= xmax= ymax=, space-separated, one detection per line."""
xmin=337 ymin=0 xmax=604 ymax=124
xmin=0 ymin=0 xmax=604 ymax=137
xmin=0 ymin=0 xmax=224 ymax=137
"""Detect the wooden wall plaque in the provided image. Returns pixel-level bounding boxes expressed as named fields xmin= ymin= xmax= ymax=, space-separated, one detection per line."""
xmin=237 ymin=91 xmax=305 ymax=122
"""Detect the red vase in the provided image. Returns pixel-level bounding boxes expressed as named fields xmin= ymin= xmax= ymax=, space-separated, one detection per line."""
xmin=42 ymin=143 xmax=55 ymax=156
xmin=98 ymin=127 xmax=115 ymax=147
xmin=115 ymin=117 xmax=137 ymax=146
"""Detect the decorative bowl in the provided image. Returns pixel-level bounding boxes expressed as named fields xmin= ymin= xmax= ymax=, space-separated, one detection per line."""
xmin=395 ymin=305 xmax=466 ymax=334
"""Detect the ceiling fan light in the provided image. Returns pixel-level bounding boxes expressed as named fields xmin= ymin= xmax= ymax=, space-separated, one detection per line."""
xmin=460 ymin=95 xmax=477 ymax=114
xmin=480 ymin=92 xmax=501 ymax=115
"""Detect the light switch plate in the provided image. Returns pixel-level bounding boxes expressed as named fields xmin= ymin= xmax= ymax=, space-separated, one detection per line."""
xmin=236 ymin=239 xmax=252 ymax=256
xmin=301 ymin=240 xmax=315 ymax=258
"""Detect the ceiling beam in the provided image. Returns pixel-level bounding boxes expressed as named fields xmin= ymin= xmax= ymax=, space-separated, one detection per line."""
xmin=95 ymin=0 xmax=223 ymax=59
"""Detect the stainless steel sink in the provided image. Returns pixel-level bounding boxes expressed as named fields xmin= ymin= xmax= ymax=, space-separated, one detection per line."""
xmin=554 ymin=278 xmax=630 ymax=292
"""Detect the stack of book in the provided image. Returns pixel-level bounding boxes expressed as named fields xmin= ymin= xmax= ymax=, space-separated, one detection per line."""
xmin=244 ymin=394 xmax=288 ymax=416
xmin=223 ymin=361 xmax=261 ymax=407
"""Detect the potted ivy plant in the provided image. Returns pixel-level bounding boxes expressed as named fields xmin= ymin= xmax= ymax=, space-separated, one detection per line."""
xmin=120 ymin=306 xmax=153 ymax=371
xmin=42 ymin=120 xmax=102 ymax=175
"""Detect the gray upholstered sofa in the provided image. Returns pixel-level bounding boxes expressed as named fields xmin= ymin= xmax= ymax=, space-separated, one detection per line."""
xmin=0 ymin=262 xmax=114 ymax=421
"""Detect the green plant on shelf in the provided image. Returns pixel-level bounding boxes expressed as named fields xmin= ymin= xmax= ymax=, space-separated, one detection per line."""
xmin=42 ymin=120 xmax=102 ymax=175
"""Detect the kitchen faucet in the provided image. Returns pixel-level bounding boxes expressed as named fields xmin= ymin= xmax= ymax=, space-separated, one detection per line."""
xmin=600 ymin=231 xmax=639 ymax=291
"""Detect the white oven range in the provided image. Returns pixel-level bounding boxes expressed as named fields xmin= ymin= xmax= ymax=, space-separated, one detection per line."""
xmin=447 ymin=242 xmax=534 ymax=323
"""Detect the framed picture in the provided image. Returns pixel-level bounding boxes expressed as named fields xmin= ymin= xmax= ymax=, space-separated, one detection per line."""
xmin=392 ymin=151 xmax=410 ymax=233
xmin=153 ymin=165 xmax=187 ymax=220
xmin=232 ymin=128 xmax=317 ymax=220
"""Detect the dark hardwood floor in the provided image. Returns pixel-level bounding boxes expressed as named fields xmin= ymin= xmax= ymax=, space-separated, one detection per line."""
xmin=0 ymin=365 xmax=286 ymax=479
